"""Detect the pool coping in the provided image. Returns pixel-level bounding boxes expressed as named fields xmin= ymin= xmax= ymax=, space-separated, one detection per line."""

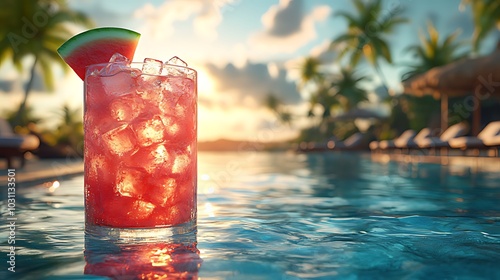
xmin=0 ymin=158 xmax=84 ymax=187
xmin=371 ymin=153 xmax=500 ymax=172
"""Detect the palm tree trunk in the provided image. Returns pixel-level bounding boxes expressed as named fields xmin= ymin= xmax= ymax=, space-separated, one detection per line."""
xmin=373 ymin=61 xmax=391 ymax=95
xmin=15 ymin=56 xmax=38 ymax=126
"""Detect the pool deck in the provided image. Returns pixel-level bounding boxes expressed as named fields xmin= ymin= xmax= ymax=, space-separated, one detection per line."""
xmin=0 ymin=157 xmax=84 ymax=187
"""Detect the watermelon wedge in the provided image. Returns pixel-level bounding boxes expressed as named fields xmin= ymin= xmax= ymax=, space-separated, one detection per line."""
xmin=57 ymin=27 xmax=140 ymax=80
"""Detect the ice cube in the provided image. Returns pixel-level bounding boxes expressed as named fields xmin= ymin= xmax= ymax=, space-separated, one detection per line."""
xmin=163 ymin=76 xmax=195 ymax=102
xmin=132 ymin=115 xmax=167 ymax=147
xmin=158 ymin=96 xmax=189 ymax=120
xmin=110 ymin=53 xmax=130 ymax=63
xmin=102 ymin=124 xmax=137 ymax=155
xmin=110 ymin=94 xmax=145 ymax=121
xmin=100 ymin=69 xmax=141 ymax=96
xmin=148 ymin=177 xmax=177 ymax=206
xmin=115 ymin=167 xmax=145 ymax=197
xmin=172 ymin=154 xmax=190 ymax=174
xmin=174 ymin=103 xmax=187 ymax=118
xmin=100 ymin=53 xmax=131 ymax=77
xmin=168 ymin=123 xmax=180 ymax=137
xmin=164 ymin=203 xmax=191 ymax=225
xmin=86 ymin=153 xmax=108 ymax=181
xmin=159 ymin=116 xmax=180 ymax=137
xmin=164 ymin=56 xmax=190 ymax=76
xmin=142 ymin=58 xmax=163 ymax=75
xmin=136 ymin=75 xmax=167 ymax=106
xmin=129 ymin=144 xmax=169 ymax=173
xmin=166 ymin=56 xmax=187 ymax=67
xmin=133 ymin=200 xmax=155 ymax=220
xmin=158 ymin=79 xmax=186 ymax=106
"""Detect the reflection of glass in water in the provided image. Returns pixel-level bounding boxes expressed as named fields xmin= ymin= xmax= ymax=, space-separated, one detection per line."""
xmin=84 ymin=232 xmax=202 ymax=279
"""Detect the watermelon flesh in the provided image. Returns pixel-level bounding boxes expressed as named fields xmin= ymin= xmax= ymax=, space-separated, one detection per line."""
xmin=57 ymin=27 xmax=140 ymax=80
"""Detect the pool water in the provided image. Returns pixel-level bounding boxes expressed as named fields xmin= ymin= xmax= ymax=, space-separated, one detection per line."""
xmin=1 ymin=152 xmax=500 ymax=279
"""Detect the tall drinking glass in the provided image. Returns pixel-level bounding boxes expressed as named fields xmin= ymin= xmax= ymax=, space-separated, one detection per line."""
xmin=83 ymin=59 xmax=197 ymax=241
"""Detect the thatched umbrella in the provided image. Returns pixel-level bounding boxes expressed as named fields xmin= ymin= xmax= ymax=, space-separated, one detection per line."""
xmin=403 ymin=47 xmax=500 ymax=135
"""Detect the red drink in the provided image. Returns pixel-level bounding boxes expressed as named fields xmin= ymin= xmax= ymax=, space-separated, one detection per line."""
xmin=84 ymin=58 xmax=197 ymax=233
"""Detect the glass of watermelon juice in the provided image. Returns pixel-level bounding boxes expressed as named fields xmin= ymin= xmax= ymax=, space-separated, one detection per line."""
xmin=83 ymin=55 xmax=197 ymax=239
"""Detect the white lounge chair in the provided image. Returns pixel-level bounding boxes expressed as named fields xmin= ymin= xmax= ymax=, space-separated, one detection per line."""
xmin=328 ymin=132 xmax=369 ymax=151
xmin=415 ymin=122 xmax=469 ymax=149
xmin=448 ymin=121 xmax=500 ymax=150
xmin=396 ymin=128 xmax=434 ymax=149
xmin=0 ymin=118 xmax=40 ymax=168
xmin=369 ymin=129 xmax=416 ymax=151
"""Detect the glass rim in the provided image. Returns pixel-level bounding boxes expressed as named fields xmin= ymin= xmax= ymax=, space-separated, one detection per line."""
xmin=85 ymin=61 xmax=197 ymax=74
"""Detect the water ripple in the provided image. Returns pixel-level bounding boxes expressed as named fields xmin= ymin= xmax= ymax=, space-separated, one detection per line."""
xmin=1 ymin=152 xmax=499 ymax=279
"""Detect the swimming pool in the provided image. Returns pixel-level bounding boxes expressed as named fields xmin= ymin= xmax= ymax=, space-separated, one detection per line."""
xmin=1 ymin=152 xmax=499 ymax=279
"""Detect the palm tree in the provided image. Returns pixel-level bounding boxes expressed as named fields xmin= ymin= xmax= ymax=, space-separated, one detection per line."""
xmin=304 ymin=68 xmax=369 ymax=141
xmin=0 ymin=0 xmax=92 ymax=125
xmin=54 ymin=104 xmax=83 ymax=155
xmin=297 ymin=56 xmax=331 ymax=118
xmin=3 ymin=103 xmax=43 ymax=128
xmin=402 ymin=22 xmax=467 ymax=80
xmin=331 ymin=0 xmax=407 ymax=93
xmin=329 ymin=67 xmax=370 ymax=112
xmin=264 ymin=93 xmax=293 ymax=126
xmin=399 ymin=23 xmax=468 ymax=132
xmin=307 ymin=83 xmax=338 ymax=119
xmin=307 ymin=67 xmax=369 ymax=121
xmin=460 ymin=0 xmax=500 ymax=52
xmin=299 ymin=56 xmax=324 ymax=87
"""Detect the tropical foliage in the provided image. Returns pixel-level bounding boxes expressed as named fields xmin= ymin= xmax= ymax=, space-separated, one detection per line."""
xmin=402 ymin=22 xmax=467 ymax=80
xmin=264 ymin=94 xmax=292 ymax=126
xmin=331 ymin=0 xmax=407 ymax=92
xmin=0 ymin=0 xmax=92 ymax=125
xmin=3 ymin=104 xmax=43 ymax=129
xmin=52 ymin=104 xmax=83 ymax=152
xmin=398 ymin=22 xmax=469 ymax=132
xmin=267 ymin=0 xmax=500 ymax=144
xmin=299 ymin=56 xmax=323 ymax=87
xmin=461 ymin=0 xmax=500 ymax=52
xmin=329 ymin=68 xmax=369 ymax=112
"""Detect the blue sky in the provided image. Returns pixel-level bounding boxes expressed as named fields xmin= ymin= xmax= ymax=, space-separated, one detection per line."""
xmin=1 ymin=0 xmax=498 ymax=141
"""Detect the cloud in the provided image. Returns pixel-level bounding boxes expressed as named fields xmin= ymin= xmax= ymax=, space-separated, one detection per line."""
xmin=309 ymin=39 xmax=337 ymax=64
xmin=203 ymin=61 xmax=302 ymax=109
xmin=68 ymin=0 xmax=135 ymax=28
xmin=251 ymin=0 xmax=331 ymax=53
xmin=134 ymin=0 xmax=236 ymax=40
xmin=263 ymin=0 xmax=302 ymax=37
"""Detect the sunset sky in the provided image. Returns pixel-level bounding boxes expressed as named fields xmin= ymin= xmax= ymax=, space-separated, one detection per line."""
xmin=1 ymin=0 xmax=497 ymax=142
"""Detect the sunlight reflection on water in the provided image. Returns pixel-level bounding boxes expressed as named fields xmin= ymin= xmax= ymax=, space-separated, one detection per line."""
xmin=1 ymin=151 xmax=500 ymax=279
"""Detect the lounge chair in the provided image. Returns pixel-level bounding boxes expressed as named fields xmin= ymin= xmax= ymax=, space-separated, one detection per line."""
xmin=327 ymin=132 xmax=369 ymax=151
xmin=0 ymin=118 xmax=40 ymax=168
xmin=370 ymin=130 xmax=416 ymax=151
xmin=448 ymin=121 xmax=500 ymax=152
xmin=395 ymin=128 xmax=434 ymax=150
xmin=414 ymin=122 xmax=469 ymax=149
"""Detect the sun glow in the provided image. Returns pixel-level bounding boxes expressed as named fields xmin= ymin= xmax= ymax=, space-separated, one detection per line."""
xmin=197 ymin=69 xmax=216 ymax=95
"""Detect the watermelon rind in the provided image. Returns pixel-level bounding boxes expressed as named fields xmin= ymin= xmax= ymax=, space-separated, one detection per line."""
xmin=57 ymin=27 xmax=140 ymax=80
